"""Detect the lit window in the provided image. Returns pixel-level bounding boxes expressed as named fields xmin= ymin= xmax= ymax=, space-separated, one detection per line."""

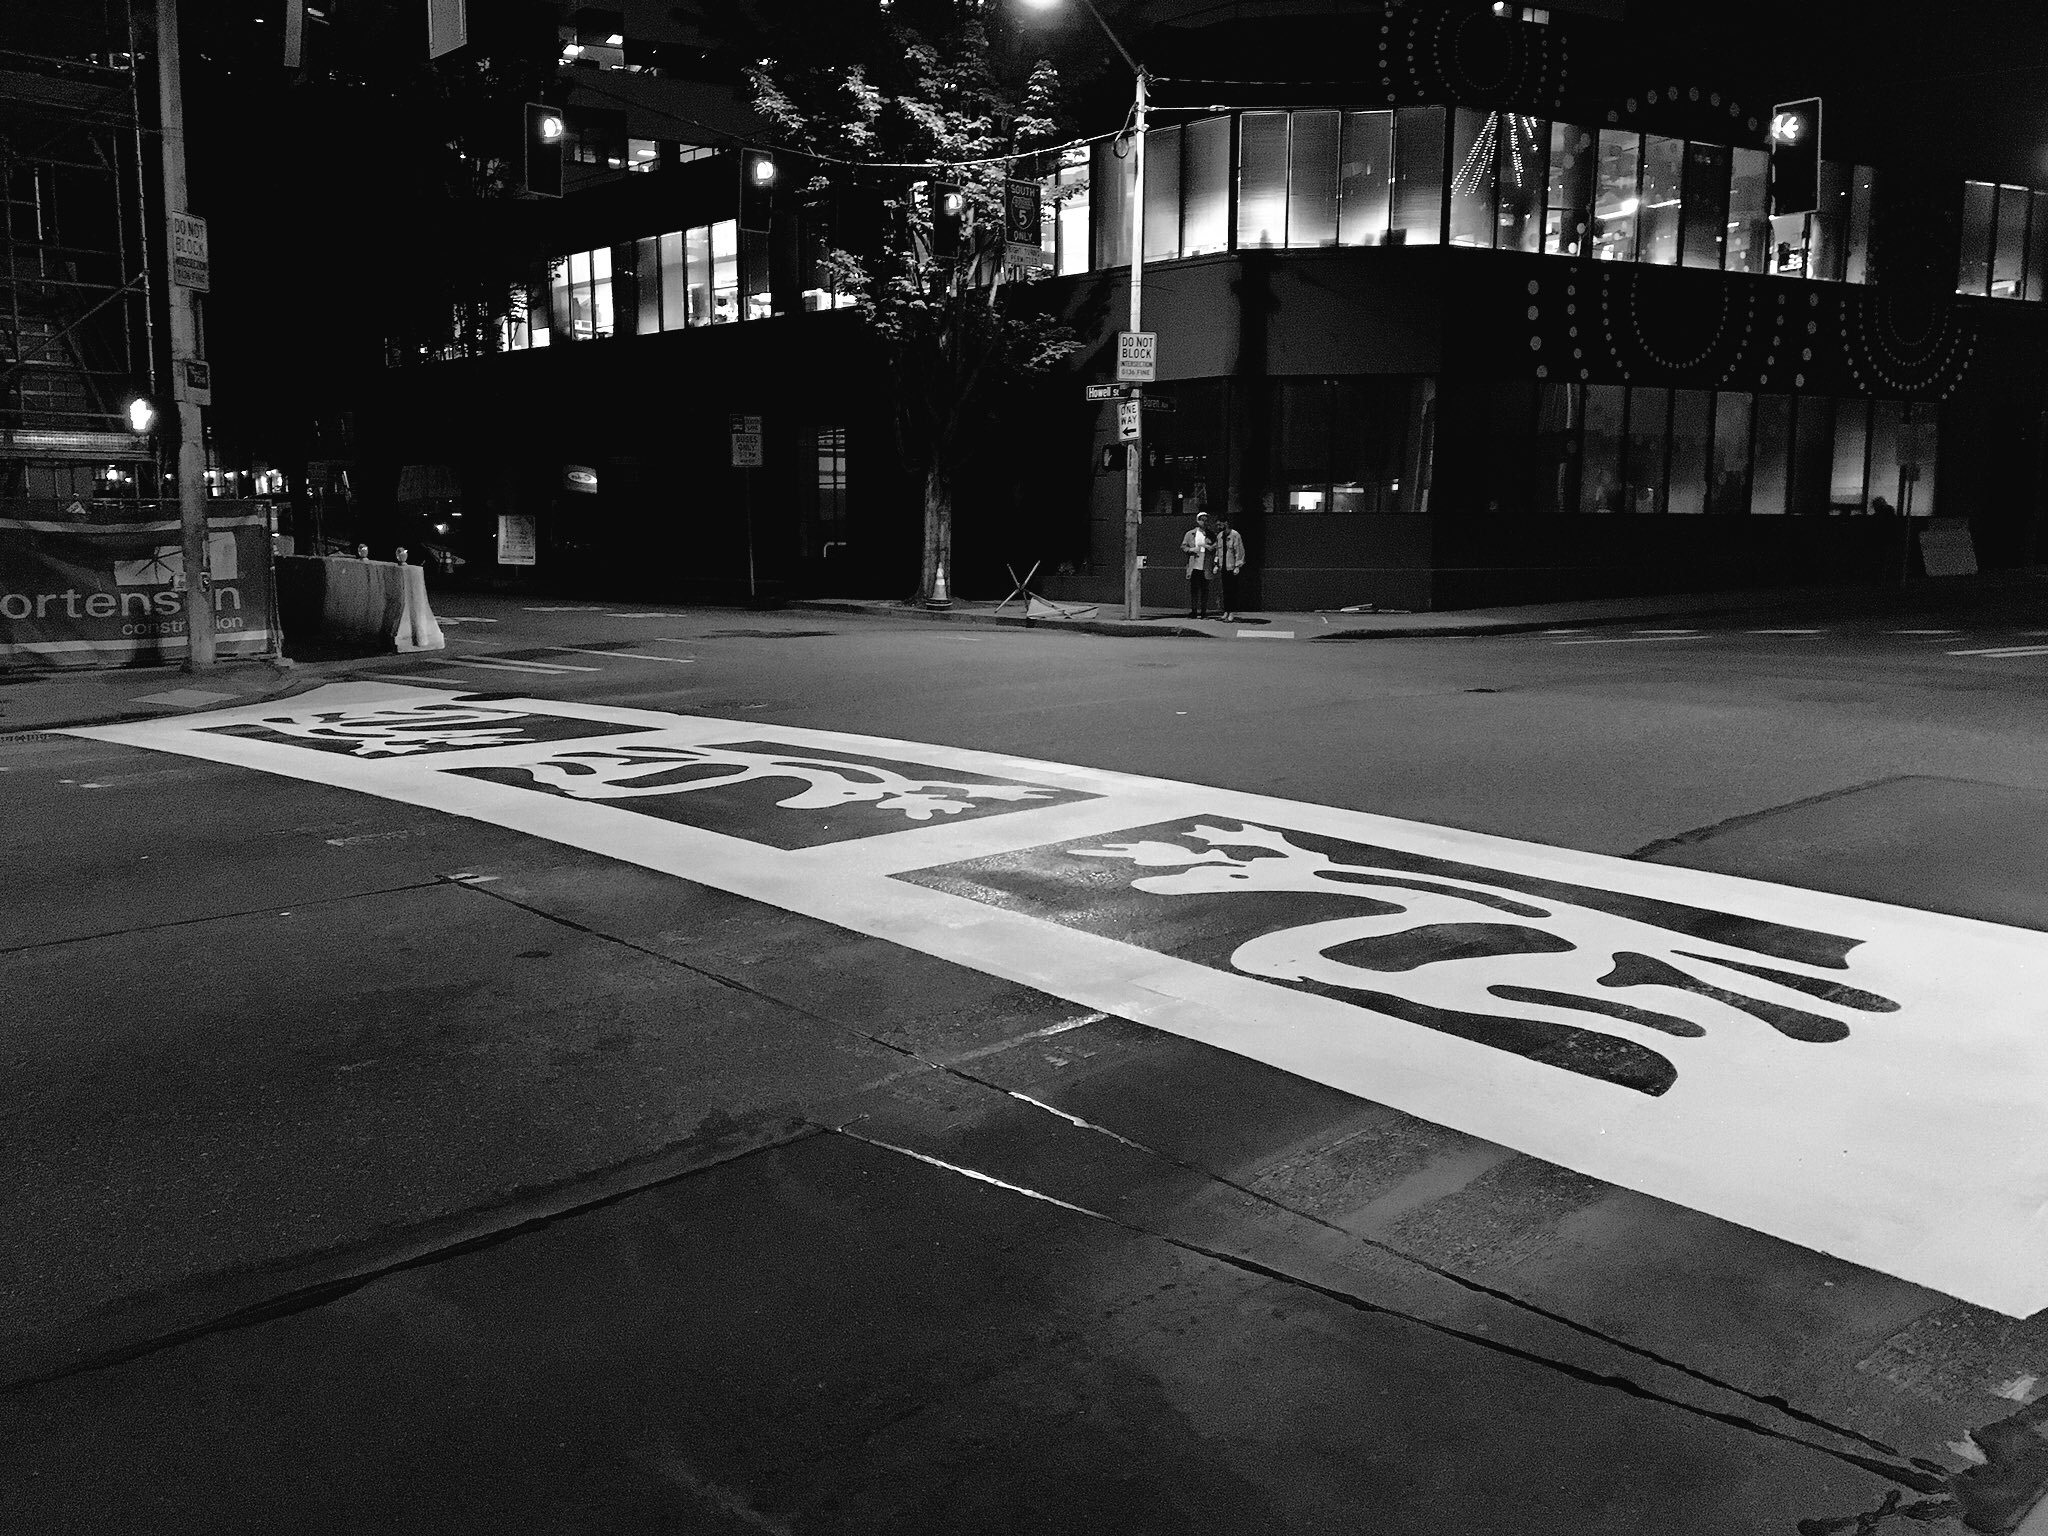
xmin=628 ymin=139 xmax=660 ymax=173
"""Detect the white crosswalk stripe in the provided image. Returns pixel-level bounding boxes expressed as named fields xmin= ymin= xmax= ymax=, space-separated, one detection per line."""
xmin=425 ymin=656 xmax=601 ymax=675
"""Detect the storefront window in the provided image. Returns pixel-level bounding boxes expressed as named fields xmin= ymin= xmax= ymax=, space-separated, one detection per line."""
xmin=1391 ymin=107 xmax=1445 ymax=245
xmin=635 ymin=236 xmax=661 ymax=334
xmin=1448 ymin=108 xmax=1497 ymax=247
xmin=566 ymin=251 xmax=591 ymax=337
xmin=2029 ymin=191 xmax=2048 ymax=302
xmin=710 ymin=220 xmax=738 ymax=323
xmin=1094 ymin=137 xmax=1136 ymax=268
xmin=549 ymin=257 xmax=571 ymax=338
xmin=1993 ymin=184 xmax=2030 ymax=297
xmin=1846 ymin=166 xmax=1878 ymax=284
xmin=1625 ymin=386 xmax=1670 ymax=512
xmin=1145 ymin=124 xmax=1182 ymax=261
xmin=1771 ymin=211 xmax=1810 ymax=275
xmin=1750 ymin=394 xmax=1793 ymax=514
xmin=1789 ymin=396 xmax=1834 ymax=513
xmin=1810 ymin=162 xmax=1850 ymax=280
xmin=1667 ymin=390 xmax=1712 ymax=514
xmin=1531 ymin=382 xmax=1581 ymax=515
xmin=1328 ymin=378 xmax=1403 ymax=512
xmin=1679 ymin=142 xmax=1729 ymax=271
xmin=1238 ymin=111 xmax=1290 ymax=249
xmin=1959 ymin=181 xmax=1994 ymax=295
xmin=1182 ymin=117 xmax=1230 ymax=255
xmin=1544 ymin=122 xmax=1594 ymax=256
xmin=1495 ymin=114 xmax=1546 ymax=253
xmin=1277 ymin=378 xmax=1333 ymax=509
xmin=1831 ymin=399 xmax=1870 ymax=511
xmin=1337 ymin=111 xmax=1393 ymax=247
xmin=659 ymin=231 xmax=686 ymax=330
xmin=1288 ymin=110 xmax=1341 ymax=248
xmin=1591 ymin=130 xmax=1641 ymax=262
xmin=1579 ymin=385 xmax=1626 ymax=512
xmin=686 ymin=225 xmax=712 ymax=324
xmin=590 ymin=247 xmax=614 ymax=337
xmin=1057 ymin=149 xmax=1091 ymax=275
xmin=1639 ymin=136 xmax=1683 ymax=266
xmin=1150 ymin=381 xmax=1228 ymax=518
xmin=1709 ymin=392 xmax=1751 ymax=514
xmin=1727 ymin=148 xmax=1770 ymax=275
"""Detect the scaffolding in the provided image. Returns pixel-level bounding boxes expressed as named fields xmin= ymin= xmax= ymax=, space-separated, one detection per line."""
xmin=0 ymin=3 xmax=162 ymax=509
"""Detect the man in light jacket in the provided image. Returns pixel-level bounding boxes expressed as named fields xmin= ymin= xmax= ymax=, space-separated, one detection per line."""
xmin=1214 ymin=516 xmax=1247 ymax=621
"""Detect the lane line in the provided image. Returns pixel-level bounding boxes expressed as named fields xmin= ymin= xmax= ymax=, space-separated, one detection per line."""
xmin=546 ymin=647 xmax=696 ymax=664
xmin=603 ymin=612 xmax=673 ymax=619
xmin=1948 ymin=645 xmax=2048 ymax=658
xmin=1748 ymin=629 xmax=1824 ymax=635
xmin=1553 ymin=635 xmax=1712 ymax=646
xmin=436 ymin=616 xmax=499 ymax=625
xmin=521 ymin=605 xmax=605 ymax=612
xmin=1238 ymin=630 xmax=1295 ymax=639
xmin=422 ymin=656 xmax=603 ymax=675
xmin=1892 ymin=629 xmax=1959 ymax=635
xmin=1633 ymin=629 xmax=1700 ymax=635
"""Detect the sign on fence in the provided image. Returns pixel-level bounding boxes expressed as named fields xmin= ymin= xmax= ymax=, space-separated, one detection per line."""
xmin=0 ymin=507 xmax=273 ymax=666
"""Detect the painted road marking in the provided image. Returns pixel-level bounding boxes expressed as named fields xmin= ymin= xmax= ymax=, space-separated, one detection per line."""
xmin=545 ymin=647 xmax=697 ymax=664
xmin=425 ymin=657 xmax=603 ymax=676
xmin=1748 ymin=629 xmax=1824 ymax=635
xmin=1633 ymin=628 xmax=1700 ymax=635
xmin=436 ymin=616 xmax=500 ymax=625
xmin=71 ymin=684 xmax=2048 ymax=1317
xmin=1893 ymin=629 xmax=1959 ymax=635
xmin=1238 ymin=630 xmax=1295 ymax=639
xmin=604 ymin=612 xmax=674 ymax=618
xmin=521 ymin=606 xmax=605 ymax=613
xmin=1947 ymin=645 xmax=2048 ymax=658
xmin=1553 ymin=635 xmax=1712 ymax=646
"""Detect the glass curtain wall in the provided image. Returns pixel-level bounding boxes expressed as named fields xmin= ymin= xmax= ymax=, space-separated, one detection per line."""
xmin=1592 ymin=130 xmax=1641 ymax=261
xmin=1639 ymin=136 xmax=1683 ymax=265
xmin=1496 ymin=114 xmax=1546 ymax=252
xmin=1238 ymin=111 xmax=1290 ymax=249
xmin=1959 ymin=181 xmax=1995 ymax=294
xmin=1993 ymin=185 xmax=2030 ymax=297
xmin=1727 ymin=148 xmax=1770 ymax=273
xmin=1145 ymin=124 xmax=1183 ymax=261
xmin=1288 ymin=111 xmax=1341 ymax=247
xmin=1449 ymin=108 xmax=1497 ymax=247
xmin=1391 ymin=107 xmax=1446 ymax=245
xmin=1680 ymin=142 xmax=1730 ymax=270
xmin=1544 ymin=123 xmax=1594 ymax=255
xmin=1338 ymin=111 xmax=1393 ymax=245
xmin=1183 ymin=117 xmax=1231 ymax=254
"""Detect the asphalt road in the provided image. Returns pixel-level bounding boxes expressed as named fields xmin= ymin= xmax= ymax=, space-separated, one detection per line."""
xmin=6 ymin=589 xmax=2048 ymax=1534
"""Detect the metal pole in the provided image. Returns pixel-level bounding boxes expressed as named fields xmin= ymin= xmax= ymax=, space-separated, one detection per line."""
xmin=154 ymin=0 xmax=213 ymax=669
xmin=1122 ymin=69 xmax=1147 ymax=621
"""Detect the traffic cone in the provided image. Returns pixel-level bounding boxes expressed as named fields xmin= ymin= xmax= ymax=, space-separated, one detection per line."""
xmin=926 ymin=562 xmax=952 ymax=609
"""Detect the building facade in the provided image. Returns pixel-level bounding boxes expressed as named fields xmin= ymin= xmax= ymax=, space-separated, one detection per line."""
xmin=382 ymin=0 xmax=2048 ymax=610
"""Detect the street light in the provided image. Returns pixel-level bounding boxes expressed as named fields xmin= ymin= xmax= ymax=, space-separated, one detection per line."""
xmin=125 ymin=395 xmax=156 ymax=434
xmin=1020 ymin=0 xmax=1149 ymax=620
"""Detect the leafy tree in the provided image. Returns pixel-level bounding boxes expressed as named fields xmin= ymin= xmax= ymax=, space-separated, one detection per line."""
xmin=748 ymin=10 xmax=1081 ymax=602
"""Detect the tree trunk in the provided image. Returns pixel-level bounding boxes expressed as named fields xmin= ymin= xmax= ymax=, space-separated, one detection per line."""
xmin=920 ymin=461 xmax=952 ymax=603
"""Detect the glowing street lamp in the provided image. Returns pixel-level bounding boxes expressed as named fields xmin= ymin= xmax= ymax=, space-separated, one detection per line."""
xmin=1020 ymin=0 xmax=1150 ymax=620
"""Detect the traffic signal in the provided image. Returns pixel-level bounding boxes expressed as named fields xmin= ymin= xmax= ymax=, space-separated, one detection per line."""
xmin=524 ymin=102 xmax=564 ymax=198
xmin=1768 ymin=98 xmax=1821 ymax=218
xmin=740 ymin=150 xmax=777 ymax=233
xmin=931 ymin=181 xmax=966 ymax=259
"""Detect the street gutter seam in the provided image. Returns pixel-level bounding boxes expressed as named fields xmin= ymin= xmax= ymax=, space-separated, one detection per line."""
xmin=825 ymin=1126 xmax=1946 ymax=1499
xmin=451 ymin=876 xmax=1935 ymax=1476
xmin=0 ymin=877 xmax=454 ymax=957
xmin=1 ymin=1123 xmax=823 ymax=1393
xmin=1626 ymin=775 xmax=1937 ymax=861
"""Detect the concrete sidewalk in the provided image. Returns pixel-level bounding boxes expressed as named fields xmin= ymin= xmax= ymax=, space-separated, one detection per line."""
xmin=793 ymin=569 xmax=2048 ymax=642
xmin=0 ymin=653 xmax=307 ymax=736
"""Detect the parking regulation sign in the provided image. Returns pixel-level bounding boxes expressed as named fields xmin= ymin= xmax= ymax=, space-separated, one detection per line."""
xmin=730 ymin=415 xmax=764 ymax=468
xmin=1116 ymin=331 xmax=1156 ymax=383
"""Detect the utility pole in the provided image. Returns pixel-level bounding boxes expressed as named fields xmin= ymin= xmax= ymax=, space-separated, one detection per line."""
xmin=1122 ymin=68 xmax=1147 ymax=621
xmin=155 ymin=0 xmax=214 ymax=670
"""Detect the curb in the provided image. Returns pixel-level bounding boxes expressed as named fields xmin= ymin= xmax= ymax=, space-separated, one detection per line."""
xmin=0 ymin=658 xmax=319 ymax=734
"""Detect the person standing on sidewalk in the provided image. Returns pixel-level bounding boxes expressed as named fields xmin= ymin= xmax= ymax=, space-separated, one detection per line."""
xmin=1182 ymin=512 xmax=1218 ymax=618
xmin=1215 ymin=516 xmax=1247 ymax=622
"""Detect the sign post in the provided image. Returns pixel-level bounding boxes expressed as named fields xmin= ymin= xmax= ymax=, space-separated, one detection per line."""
xmin=731 ymin=415 xmax=763 ymax=603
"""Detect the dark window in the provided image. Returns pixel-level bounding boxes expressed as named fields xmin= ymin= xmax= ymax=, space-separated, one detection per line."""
xmin=1811 ymin=161 xmax=1851 ymax=280
xmin=1544 ymin=122 xmax=1595 ymax=255
xmin=1580 ymin=384 xmax=1626 ymax=512
xmin=1449 ymin=108 xmax=1497 ymax=247
xmin=1276 ymin=378 xmax=1334 ymax=509
xmin=1149 ymin=381 xmax=1228 ymax=518
xmin=1831 ymin=399 xmax=1871 ymax=511
xmin=1680 ymin=142 xmax=1730 ymax=270
xmin=1625 ymin=386 xmax=1670 ymax=512
xmin=634 ymin=237 xmax=661 ymax=334
xmin=1846 ymin=166 xmax=1878 ymax=284
xmin=1238 ymin=111 xmax=1290 ymax=249
xmin=1144 ymin=124 xmax=1183 ymax=261
xmin=1288 ymin=110 xmax=1342 ymax=249
xmin=1959 ymin=181 xmax=1994 ymax=295
xmin=2028 ymin=191 xmax=2048 ymax=302
xmin=1337 ymin=111 xmax=1393 ymax=247
xmin=1532 ymin=381 xmax=1582 ymax=515
xmin=803 ymin=427 xmax=849 ymax=560
xmin=1592 ymin=130 xmax=1641 ymax=262
xmin=1639 ymin=136 xmax=1684 ymax=265
xmin=1391 ymin=107 xmax=1446 ymax=245
xmin=1668 ymin=390 xmax=1712 ymax=514
xmin=1789 ymin=396 xmax=1835 ymax=513
xmin=1496 ymin=114 xmax=1547 ymax=254
xmin=1727 ymin=148 xmax=1770 ymax=274
xmin=1709 ymin=392 xmax=1752 ymax=514
xmin=1993 ymin=184 xmax=2030 ymax=298
xmin=1750 ymin=395 xmax=1793 ymax=514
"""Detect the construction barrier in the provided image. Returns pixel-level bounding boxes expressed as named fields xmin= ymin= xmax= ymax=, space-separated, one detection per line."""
xmin=274 ymin=555 xmax=445 ymax=653
xmin=0 ymin=504 xmax=276 ymax=669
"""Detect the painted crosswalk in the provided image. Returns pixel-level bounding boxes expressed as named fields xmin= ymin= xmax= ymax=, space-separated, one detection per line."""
xmin=71 ymin=683 xmax=2048 ymax=1317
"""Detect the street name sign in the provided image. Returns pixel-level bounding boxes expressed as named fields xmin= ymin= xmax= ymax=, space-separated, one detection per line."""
xmin=1116 ymin=331 xmax=1156 ymax=383
xmin=171 ymin=212 xmax=210 ymax=292
xmin=1084 ymin=384 xmax=1127 ymax=402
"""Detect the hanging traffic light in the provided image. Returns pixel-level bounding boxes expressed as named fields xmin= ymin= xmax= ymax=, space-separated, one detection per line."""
xmin=524 ymin=102 xmax=564 ymax=198
xmin=1768 ymin=98 xmax=1821 ymax=218
xmin=740 ymin=150 xmax=777 ymax=233
xmin=931 ymin=181 xmax=966 ymax=259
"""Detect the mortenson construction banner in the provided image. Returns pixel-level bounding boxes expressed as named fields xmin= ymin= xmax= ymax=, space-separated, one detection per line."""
xmin=0 ymin=506 xmax=275 ymax=667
